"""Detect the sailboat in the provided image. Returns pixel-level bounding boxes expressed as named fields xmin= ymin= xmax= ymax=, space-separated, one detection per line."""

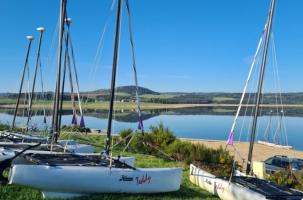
xmin=0 ymin=7 xmax=133 ymax=168
xmin=189 ymin=0 xmax=303 ymax=199
xmin=0 ymin=27 xmax=95 ymax=161
xmin=8 ymin=0 xmax=181 ymax=198
xmin=257 ymin=111 xmax=292 ymax=149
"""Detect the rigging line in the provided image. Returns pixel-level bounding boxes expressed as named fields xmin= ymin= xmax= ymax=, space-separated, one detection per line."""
xmin=67 ymin=29 xmax=84 ymax=119
xmin=66 ymin=42 xmax=77 ymax=125
xmin=38 ymin=58 xmax=47 ymax=126
xmin=270 ymin=34 xmax=281 ymax=144
xmin=125 ymin=0 xmax=144 ymax=133
xmin=62 ymin=18 xmax=78 ymax=131
xmin=227 ymin=25 xmax=266 ymax=147
xmin=263 ymin=110 xmax=273 ymax=141
xmin=90 ymin=0 xmax=116 ymax=84
xmin=45 ymin=17 xmax=59 ymax=123
xmin=239 ymin=37 xmax=263 ymax=143
xmin=255 ymin=80 xmax=266 ymax=141
xmin=272 ymin=33 xmax=289 ymax=146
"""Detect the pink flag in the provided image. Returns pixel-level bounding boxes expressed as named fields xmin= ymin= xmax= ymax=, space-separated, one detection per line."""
xmin=227 ymin=131 xmax=234 ymax=145
xmin=71 ymin=111 xmax=77 ymax=127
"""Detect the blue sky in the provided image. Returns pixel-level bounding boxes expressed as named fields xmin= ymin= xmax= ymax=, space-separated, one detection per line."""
xmin=0 ymin=0 xmax=302 ymax=93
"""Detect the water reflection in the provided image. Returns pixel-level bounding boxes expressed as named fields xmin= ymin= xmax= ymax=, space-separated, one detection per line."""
xmin=0 ymin=107 xmax=302 ymax=150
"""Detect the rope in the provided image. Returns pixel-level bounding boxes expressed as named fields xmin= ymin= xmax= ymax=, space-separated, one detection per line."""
xmin=88 ymin=0 xmax=116 ymax=91
xmin=125 ymin=0 xmax=144 ymax=133
xmin=272 ymin=33 xmax=289 ymax=147
xmin=68 ymin=33 xmax=84 ymax=124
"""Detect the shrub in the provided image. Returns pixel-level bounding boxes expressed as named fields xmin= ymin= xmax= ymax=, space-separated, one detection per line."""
xmin=294 ymin=170 xmax=303 ymax=190
xmin=123 ymin=122 xmax=234 ymax=176
xmin=118 ymin=128 xmax=134 ymax=146
xmin=61 ymin=125 xmax=90 ymax=133
xmin=119 ymin=128 xmax=133 ymax=139
xmin=0 ymin=124 xmax=10 ymax=131
xmin=268 ymin=169 xmax=303 ymax=190
xmin=167 ymin=140 xmax=193 ymax=164
xmin=148 ymin=122 xmax=176 ymax=149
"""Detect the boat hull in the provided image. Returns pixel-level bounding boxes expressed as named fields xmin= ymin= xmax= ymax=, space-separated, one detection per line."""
xmin=257 ymin=140 xmax=292 ymax=149
xmin=0 ymin=147 xmax=135 ymax=166
xmin=189 ymin=164 xmax=266 ymax=200
xmin=9 ymin=165 xmax=181 ymax=198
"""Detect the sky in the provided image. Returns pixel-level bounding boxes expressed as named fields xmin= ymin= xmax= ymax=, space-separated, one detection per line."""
xmin=0 ymin=0 xmax=302 ymax=93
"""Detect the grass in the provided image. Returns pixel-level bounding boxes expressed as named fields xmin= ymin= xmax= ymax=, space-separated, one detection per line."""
xmin=212 ymin=97 xmax=236 ymax=102
xmin=0 ymin=98 xmax=16 ymax=105
xmin=140 ymin=94 xmax=177 ymax=99
xmin=0 ymin=133 xmax=219 ymax=200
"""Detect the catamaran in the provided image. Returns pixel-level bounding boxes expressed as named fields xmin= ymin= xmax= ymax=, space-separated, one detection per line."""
xmin=8 ymin=0 xmax=181 ymax=198
xmin=189 ymin=0 xmax=303 ymax=199
xmin=0 ymin=27 xmax=95 ymax=160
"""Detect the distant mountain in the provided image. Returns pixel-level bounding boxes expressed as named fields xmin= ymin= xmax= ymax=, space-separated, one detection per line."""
xmin=85 ymin=86 xmax=159 ymax=96
xmin=2 ymin=86 xmax=303 ymax=105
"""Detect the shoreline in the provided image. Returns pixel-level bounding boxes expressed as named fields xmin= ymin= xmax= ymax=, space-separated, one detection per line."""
xmin=1 ymin=102 xmax=303 ymax=110
xmin=180 ymin=138 xmax=303 ymax=166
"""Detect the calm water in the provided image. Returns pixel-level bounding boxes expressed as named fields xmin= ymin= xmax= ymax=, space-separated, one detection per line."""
xmin=1 ymin=108 xmax=302 ymax=150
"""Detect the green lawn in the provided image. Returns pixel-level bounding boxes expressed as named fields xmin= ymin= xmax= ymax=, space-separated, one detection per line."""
xmin=140 ymin=94 xmax=177 ymax=99
xmin=212 ymin=97 xmax=236 ymax=102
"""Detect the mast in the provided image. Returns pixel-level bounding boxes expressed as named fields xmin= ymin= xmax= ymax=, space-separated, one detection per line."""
xmin=104 ymin=0 xmax=123 ymax=154
xmin=246 ymin=0 xmax=276 ymax=175
xmin=65 ymin=18 xmax=77 ymax=126
xmin=58 ymin=28 xmax=69 ymax=130
xmin=52 ymin=0 xmax=67 ymax=143
xmin=12 ymin=36 xmax=34 ymax=129
xmin=26 ymin=27 xmax=45 ymax=131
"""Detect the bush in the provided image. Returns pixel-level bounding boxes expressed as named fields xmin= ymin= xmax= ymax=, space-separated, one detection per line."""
xmin=294 ymin=170 xmax=303 ymax=190
xmin=167 ymin=139 xmax=234 ymax=176
xmin=268 ymin=169 xmax=303 ymax=190
xmin=0 ymin=124 xmax=10 ymax=131
xmin=119 ymin=128 xmax=133 ymax=146
xmin=119 ymin=128 xmax=133 ymax=139
xmin=148 ymin=122 xmax=176 ymax=149
xmin=61 ymin=125 xmax=90 ymax=133
xmin=124 ymin=122 xmax=234 ymax=176
xmin=167 ymin=140 xmax=193 ymax=164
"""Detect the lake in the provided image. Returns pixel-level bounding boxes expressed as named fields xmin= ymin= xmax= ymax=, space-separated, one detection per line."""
xmin=1 ymin=107 xmax=302 ymax=150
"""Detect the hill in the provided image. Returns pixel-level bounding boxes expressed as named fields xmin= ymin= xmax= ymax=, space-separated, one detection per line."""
xmin=2 ymin=86 xmax=303 ymax=105
xmin=86 ymin=85 xmax=159 ymax=96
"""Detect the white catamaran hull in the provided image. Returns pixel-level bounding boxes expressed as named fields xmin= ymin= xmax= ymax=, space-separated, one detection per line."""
xmin=0 ymin=147 xmax=15 ymax=162
xmin=0 ymin=141 xmax=96 ymax=154
xmin=0 ymin=141 xmax=96 ymax=162
xmin=189 ymin=164 xmax=266 ymax=200
xmin=9 ymin=165 xmax=181 ymax=199
xmin=0 ymin=147 xmax=135 ymax=166
xmin=257 ymin=140 xmax=292 ymax=149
